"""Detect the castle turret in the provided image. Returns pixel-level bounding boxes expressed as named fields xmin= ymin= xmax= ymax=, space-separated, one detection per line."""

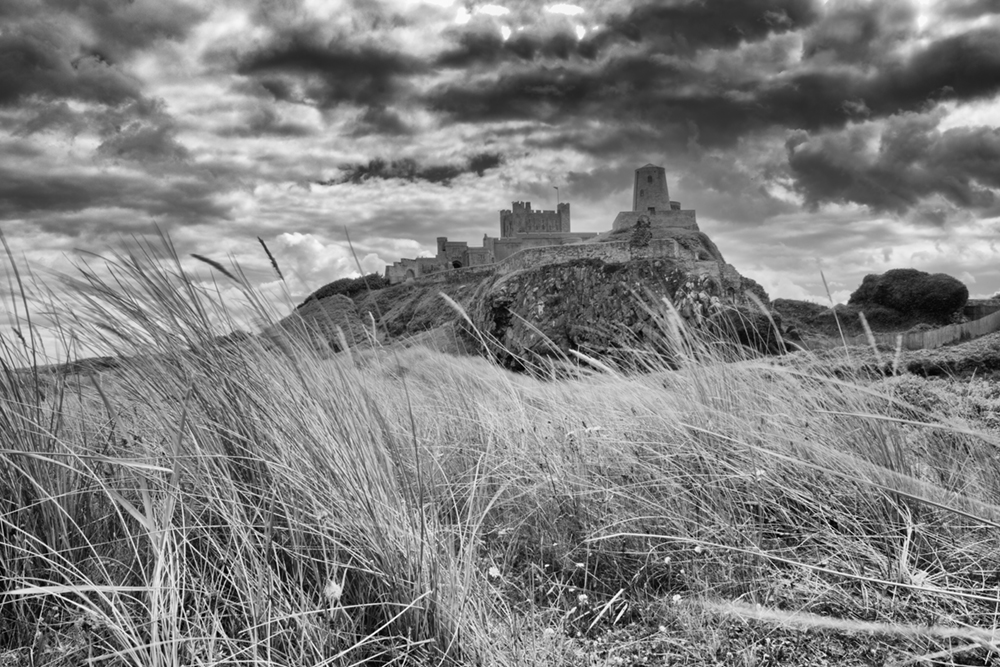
xmin=558 ymin=202 xmax=571 ymax=232
xmin=633 ymin=164 xmax=671 ymax=214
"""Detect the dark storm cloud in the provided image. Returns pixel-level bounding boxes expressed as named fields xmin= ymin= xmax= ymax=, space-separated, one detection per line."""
xmin=0 ymin=0 xmax=202 ymax=171
xmin=429 ymin=1 xmax=1000 ymax=157
xmin=786 ymin=112 xmax=1000 ymax=218
xmin=322 ymin=153 xmax=504 ymax=186
xmin=0 ymin=31 xmax=143 ymax=107
xmin=0 ymin=1 xmax=206 ymax=108
xmin=0 ymin=165 xmax=229 ymax=228
xmin=233 ymin=30 xmax=425 ymax=110
xmin=601 ymin=0 xmax=820 ymax=53
xmin=63 ymin=0 xmax=208 ymax=63
xmin=436 ymin=0 xmax=818 ymax=69
xmin=802 ymin=0 xmax=915 ymax=63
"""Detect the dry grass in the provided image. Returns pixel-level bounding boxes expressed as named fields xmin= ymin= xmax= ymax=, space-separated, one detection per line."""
xmin=2 ymin=235 xmax=1000 ymax=665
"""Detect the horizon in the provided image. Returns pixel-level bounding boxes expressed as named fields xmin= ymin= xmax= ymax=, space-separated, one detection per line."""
xmin=2 ymin=0 xmax=1000 ymax=354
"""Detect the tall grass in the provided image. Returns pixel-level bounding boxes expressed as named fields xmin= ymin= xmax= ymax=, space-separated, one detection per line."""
xmin=2 ymin=235 xmax=1000 ymax=665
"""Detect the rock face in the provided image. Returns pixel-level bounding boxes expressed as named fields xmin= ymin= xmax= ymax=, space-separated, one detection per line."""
xmin=465 ymin=252 xmax=771 ymax=369
xmin=848 ymin=269 xmax=968 ymax=324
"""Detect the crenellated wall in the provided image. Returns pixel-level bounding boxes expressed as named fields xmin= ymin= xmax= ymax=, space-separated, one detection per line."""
xmin=499 ymin=202 xmax=570 ymax=237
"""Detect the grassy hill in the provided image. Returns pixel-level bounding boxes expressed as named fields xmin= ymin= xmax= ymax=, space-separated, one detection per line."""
xmin=4 ymin=243 xmax=1000 ymax=666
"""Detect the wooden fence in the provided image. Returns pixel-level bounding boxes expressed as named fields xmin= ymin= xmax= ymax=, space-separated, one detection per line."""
xmin=846 ymin=308 xmax=1000 ymax=351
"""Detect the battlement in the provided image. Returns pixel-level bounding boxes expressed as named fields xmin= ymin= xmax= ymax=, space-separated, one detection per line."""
xmin=500 ymin=201 xmax=571 ymax=237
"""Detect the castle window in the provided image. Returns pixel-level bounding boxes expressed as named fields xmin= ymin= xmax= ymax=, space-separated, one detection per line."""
xmin=648 ymin=207 xmax=655 ymax=213
xmin=647 ymin=175 xmax=652 ymax=183
xmin=639 ymin=189 xmax=644 ymax=197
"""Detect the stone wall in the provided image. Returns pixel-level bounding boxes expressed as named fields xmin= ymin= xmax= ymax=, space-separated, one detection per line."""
xmin=384 ymin=256 xmax=450 ymax=283
xmin=405 ymin=264 xmax=497 ymax=285
xmin=612 ymin=210 xmax=698 ymax=232
xmin=492 ymin=234 xmax=592 ymax=261
xmin=495 ymin=239 xmax=695 ymax=275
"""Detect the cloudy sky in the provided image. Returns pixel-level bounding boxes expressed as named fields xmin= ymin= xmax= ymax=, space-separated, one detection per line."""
xmin=3 ymin=0 xmax=1000 ymax=346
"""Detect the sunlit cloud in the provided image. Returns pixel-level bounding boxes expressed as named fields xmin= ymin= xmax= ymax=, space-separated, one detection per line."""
xmin=455 ymin=7 xmax=471 ymax=24
xmin=500 ymin=25 xmax=512 ymax=41
xmin=477 ymin=4 xmax=510 ymax=16
xmin=575 ymin=25 xmax=586 ymax=40
xmin=546 ymin=3 xmax=586 ymax=16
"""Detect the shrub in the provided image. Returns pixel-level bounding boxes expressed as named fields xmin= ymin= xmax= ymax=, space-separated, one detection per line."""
xmin=848 ymin=268 xmax=968 ymax=323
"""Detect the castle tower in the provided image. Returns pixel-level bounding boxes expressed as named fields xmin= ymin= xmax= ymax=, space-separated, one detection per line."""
xmin=558 ymin=202 xmax=571 ymax=232
xmin=632 ymin=164 xmax=671 ymax=214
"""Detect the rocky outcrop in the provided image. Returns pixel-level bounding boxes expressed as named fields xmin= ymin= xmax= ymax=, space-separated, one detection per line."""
xmin=465 ymin=252 xmax=772 ymax=370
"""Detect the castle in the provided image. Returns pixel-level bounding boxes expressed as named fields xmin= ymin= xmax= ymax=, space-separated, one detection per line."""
xmin=383 ymin=164 xmax=697 ymax=284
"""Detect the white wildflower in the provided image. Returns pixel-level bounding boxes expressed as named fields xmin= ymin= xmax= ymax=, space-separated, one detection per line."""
xmin=324 ymin=578 xmax=343 ymax=605
xmin=575 ymin=562 xmax=585 ymax=568
xmin=488 ymin=565 xmax=501 ymax=579
xmin=577 ymin=593 xmax=589 ymax=604
xmin=663 ymin=556 xmax=671 ymax=564
xmin=672 ymin=594 xmax=682 ymax=603
xmin=694 ymin=545 xmax=703 ymax=554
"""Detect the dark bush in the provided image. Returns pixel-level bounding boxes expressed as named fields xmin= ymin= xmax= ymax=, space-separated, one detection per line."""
xmin=707 ymin=306 xmax=785 ymax=355
xmin=298 ymin=273 xmax=389 ymax=308
xmin=848 ymin=268 xmax=967 ymax=323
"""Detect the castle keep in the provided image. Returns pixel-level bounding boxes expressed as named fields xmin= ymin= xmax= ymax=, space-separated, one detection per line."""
xmin=383 ymin=163 xmax=699 ymax=284
xmin=612 ymin=164 xmax=697 ymax=232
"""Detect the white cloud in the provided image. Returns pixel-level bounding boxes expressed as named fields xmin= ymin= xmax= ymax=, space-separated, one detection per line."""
xmin=575 ymin=25 xmax=586 ymax=40
xmin=275 ymin=232 xmax=386 ymax=296
xmin=545 ymin=4 xmax=586 ymax=16
xmin=477 ymin=4 xmax=510 ymax=17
